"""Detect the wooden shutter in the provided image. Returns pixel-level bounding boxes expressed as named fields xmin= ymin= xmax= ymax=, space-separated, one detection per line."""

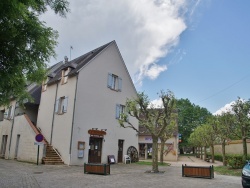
xmin=118 ymin=77 xmax=122 ymax=91
xmin=116 ymin=104 xmax=120 ymax=119
xmin=108 ymin=73 xmax=113 ymax=88
xmin=9 ymin=105 xmax=14 ymax=119
xmin=63 ymin=97 xmax=68 ymax=113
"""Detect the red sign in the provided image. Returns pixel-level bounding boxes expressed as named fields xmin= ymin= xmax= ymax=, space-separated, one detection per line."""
xmin=88 ymin=129 xmax=106 ymax=136
xmin=35 ymin=134 xmax=44 ymax=142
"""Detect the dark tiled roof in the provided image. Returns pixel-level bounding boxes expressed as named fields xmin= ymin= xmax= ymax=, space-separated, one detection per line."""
xmin=28 ymin=85 xmax=42 ymax=105
xmin=47 ymin=41 xmax=113 ymax=85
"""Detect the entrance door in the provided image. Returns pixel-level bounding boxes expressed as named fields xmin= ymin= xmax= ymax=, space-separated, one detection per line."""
xmin=88 ymin=137 xmax=102 ymax=163
xmin=118 ymin=139 xmax=124 ymax=163
xmin=14 ymin=134 xmax=20 ymax=159
xmin=0 ymin=135 xmax=8 ymax=158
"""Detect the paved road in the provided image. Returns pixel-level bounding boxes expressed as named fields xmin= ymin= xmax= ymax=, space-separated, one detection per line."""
xmin=0 ymin=158 xmax=242 ymax=188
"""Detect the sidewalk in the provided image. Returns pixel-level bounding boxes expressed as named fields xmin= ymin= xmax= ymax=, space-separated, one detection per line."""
xmin=166 ymin=155 xmax=223 ymax=167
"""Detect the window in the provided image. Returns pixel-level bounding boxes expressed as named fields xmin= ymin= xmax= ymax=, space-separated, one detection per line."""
xmin=4 ymin=106 xmax=14 ymax=120
xmin=42 ymin=77 xmax=49 ymax=92
xmin=108 ymin=73 xmax=122 ymax=91
xmin=61 ymin=68 xmax=71 ymax=84
xmin=116 ymin=104 xmax=126 ymax=120
xmin=55 ymin=96 xmax=68 ymax=114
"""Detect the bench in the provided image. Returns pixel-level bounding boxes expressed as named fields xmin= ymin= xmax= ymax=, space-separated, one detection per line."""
xmin=182 ymin=164 xmax=214 ymax=179
xmin=84 ymin=163 xmax=110 ymax=175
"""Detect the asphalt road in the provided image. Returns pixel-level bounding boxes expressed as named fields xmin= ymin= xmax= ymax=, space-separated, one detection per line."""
xmin=0 ymin=158 xmax=242 ymax=188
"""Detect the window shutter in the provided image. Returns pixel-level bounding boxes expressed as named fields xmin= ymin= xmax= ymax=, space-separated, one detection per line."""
xmin=4 ymin=108 xmax=8 ymax=119
xmin=63 ymin=97 xmax=68 ymax=113
xmin=118 ymin=77 xmax=122 ymax=91
xmin=0 ymin=111 xmax=3 ymax=121
xmin=116 ymin=104 xmax=120 ymax=119
xmin=55 ymin=99 xmax=59 ymax=113
xmin=108 ymin=73 xmax=112 ymax=88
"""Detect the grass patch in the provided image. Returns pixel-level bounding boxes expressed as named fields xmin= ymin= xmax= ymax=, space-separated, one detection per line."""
xmin=136 ymin=161 xmax=170 ymax=166
xmin=214 ymin=166 xmax=242 ymax=176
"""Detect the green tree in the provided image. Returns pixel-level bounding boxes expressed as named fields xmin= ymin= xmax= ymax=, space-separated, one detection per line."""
xmin=119 ymin=91 xmax=176 ymax=173
xmin=159 ymin=115 xmax=177 ymax=164
xmin=0 ymin=0 xmax=69 ymax=105
xmin=216 ymin=112 xmax=236 ymax=166
xmin=176 ymin=99 xmax=212 ymax=153
xmin=231 ymin=97 xmax=250 ymax=161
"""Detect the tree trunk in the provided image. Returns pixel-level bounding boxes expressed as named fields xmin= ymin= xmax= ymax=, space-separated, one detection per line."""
xmin=200 ymin=147 xmax=203 ymax=159
xmin=152 ymin=137 xmax=159 ymax=172
xmin=211 ymin=144 xmax=215 ymax=163
xmin=204 ymin=146 xmax=207 ymax=161
xmin=242 ymin=127 xmax=248 ymax=162
xmin=222 ymin=140 xmax=226 ymax=166
xmin=160 ymin=141 xmax=165 ymax=164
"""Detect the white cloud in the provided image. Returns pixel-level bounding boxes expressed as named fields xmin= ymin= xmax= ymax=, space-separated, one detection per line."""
xmin=213 ymin=101 xmax=235 ymax=115
xmin=150 ymin=98 xmax=163 ymax=108
xmin=40 ymin=0 xmax=200 ymax=85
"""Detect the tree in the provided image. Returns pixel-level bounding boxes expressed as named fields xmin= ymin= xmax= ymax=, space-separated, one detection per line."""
xmin=176 ymin=99 xmax=212 ymax=153
xmin=119 ymin=91 xmax=176 ymax=173
xmin=231 ymin=97 xmax=250 ymax=161
xmin=159 ymin=115 xmax=177 ymax=164
xmin=0 ymin=0 xmax=69 ymax=105
xmin=216 ymin=112 xmax=236 ymax=166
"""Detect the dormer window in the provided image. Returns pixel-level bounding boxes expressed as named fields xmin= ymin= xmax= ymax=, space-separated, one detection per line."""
xmin=107 ymin=73 xmax=122 ymax=91
xmin=61 ymin=67 xmax=71 ymax=85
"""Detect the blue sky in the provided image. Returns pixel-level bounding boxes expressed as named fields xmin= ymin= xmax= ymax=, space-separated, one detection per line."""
xmin=42 ymin=0 xmax=250 ymax=114
xmin=142 ymin=0 xmax=250 ymax=113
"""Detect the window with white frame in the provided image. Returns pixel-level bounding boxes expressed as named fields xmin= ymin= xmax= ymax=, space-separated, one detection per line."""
xmin=116 ymin=104 xmax=127 ymax=120
xmin=4 ymin=106 xmax=14 ymax=120
xmin=108 ymin=73 xmax=122 ymax=91
xmin=55 ymin=96 xmax=68 ymax=114
xmin=61 ymin=68 xmax=71 ymax=85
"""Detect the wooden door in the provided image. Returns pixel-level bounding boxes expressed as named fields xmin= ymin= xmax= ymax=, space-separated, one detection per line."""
xmin=118 ymin=139 xmax=124 ymax=163
xmin=0 ymin=135 xmax=8 ymax=158
xmin=88 ymin=137 xmax=102 ymax=163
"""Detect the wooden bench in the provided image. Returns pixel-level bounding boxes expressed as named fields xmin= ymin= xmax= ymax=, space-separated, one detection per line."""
xmin=182 ymin=164 xmax=214 ymax=179
xmin=84 ymin=163 xmax=110 ymax=175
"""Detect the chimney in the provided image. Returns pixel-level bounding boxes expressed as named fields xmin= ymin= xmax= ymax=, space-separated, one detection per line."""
xmin=64 ymin=56 xmax=68 ymax=63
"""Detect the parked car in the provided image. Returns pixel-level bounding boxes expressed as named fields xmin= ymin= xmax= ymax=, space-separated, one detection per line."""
xmin=242 ymin=161 xmax=250 ymax=188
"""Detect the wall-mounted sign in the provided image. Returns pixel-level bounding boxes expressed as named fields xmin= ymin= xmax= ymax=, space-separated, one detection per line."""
xmin=88 ymin=129 xmax=106 ymax=136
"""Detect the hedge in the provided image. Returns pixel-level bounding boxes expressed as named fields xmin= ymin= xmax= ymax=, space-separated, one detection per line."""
xmin=206 ymin=153 xmax=250 ymax=169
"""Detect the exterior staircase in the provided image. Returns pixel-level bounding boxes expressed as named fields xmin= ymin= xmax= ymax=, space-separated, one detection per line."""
xmin=42 ymin=145 xmax=64 ymax=165
xmin=24 ymin=114 xmax=64 ymax=165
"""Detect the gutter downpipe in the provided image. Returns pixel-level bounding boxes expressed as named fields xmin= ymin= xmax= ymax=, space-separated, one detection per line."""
xmin=69 ymin=74 xmax=79 ymax=165
xmin=8 ymin=102 xmax=17 ymax=159
xmin=50 ymin=82 xmax=59 ymax=145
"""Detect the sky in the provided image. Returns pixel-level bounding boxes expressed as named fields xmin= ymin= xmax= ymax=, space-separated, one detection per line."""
xmin=41 ymin=0 xmax=250 ymax=114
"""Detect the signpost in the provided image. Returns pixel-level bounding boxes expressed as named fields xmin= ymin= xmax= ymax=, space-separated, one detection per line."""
xmin=35 ymin=134 xmax=44 ymax=165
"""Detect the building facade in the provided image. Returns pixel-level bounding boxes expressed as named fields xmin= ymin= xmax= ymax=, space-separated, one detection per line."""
xmin=0 ymin=41 xmax=139 ymax=165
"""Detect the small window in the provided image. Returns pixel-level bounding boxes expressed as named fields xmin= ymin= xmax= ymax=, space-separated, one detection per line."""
xmin=42 ymin=77 xmax=49 ymax=92
xmin=61 ymin=68 xmax=71 ymax=85
xmin=108 ymin=73 xmax=122 ymax=91
xmin=55 ymin=96 xmax=68 ymax=114
xmin=116 ymin=104 xmax=126 ymax=119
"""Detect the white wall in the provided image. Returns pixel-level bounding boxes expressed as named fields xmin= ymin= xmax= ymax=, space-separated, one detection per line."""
xmin=9 ymin=115 xmax=45 ymax=163
xmin=71 ymin=42 xmax=138 ymax=165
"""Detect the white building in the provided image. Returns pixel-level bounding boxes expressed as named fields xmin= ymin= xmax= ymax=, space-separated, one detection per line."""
xmin=0 ymin=41 xmax=139 ymax=165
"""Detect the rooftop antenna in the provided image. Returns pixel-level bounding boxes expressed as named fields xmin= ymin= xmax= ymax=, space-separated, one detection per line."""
xmin=70 ymin=46 xmax=73 ymax=60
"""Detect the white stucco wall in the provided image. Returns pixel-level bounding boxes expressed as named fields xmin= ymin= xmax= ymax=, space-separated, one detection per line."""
xmin=70 ymin=42 xmax=138 ymax=165
xmin=9 ymin=115 xmax=44 ymax=163
xmin=0 ymin=101 xmax=16 ymax=159
xmin=37 ymin=83 xmax=58 ymax=143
